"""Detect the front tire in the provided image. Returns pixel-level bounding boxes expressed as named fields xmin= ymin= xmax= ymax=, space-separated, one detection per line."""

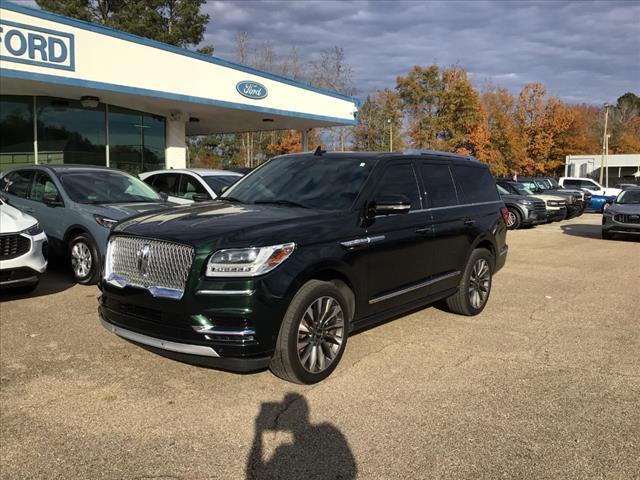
xmin=446 ymin=248 xmax=493 ymax=316
xmin=506 ymin=208 xmax=521 ymax=230
xmin=69 ymin=233 xmax=101 ymax=285
xmin=270 ymin=280 xmax=350 ymax=384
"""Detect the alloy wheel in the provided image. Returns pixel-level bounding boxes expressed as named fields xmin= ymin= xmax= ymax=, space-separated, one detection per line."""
xmin=297 ymin=296 xmax=345 ymax=373
xmin=507 ymin=211 xmax=516 ymax=227
xmin=468 ymin=258 xmax=490 ymax=310
xmin=71 ymin=241 xmax=92 ymax=279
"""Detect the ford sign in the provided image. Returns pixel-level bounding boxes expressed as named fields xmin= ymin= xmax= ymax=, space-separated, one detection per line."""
xmin=236 ymin=81 xmax=268 ymax=100
xmin=0 ymin=20 xmax=75 ymax=71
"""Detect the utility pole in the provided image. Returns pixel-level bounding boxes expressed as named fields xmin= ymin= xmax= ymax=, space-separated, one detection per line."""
xmin=388 ymin=118 xmax=393 ymax=152
xmin=599 ymin=103 xmax=610 ymax=185
xmin=605 ymin=133 xmax=611 ymax=187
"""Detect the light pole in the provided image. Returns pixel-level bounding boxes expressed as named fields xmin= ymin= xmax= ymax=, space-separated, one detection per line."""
xmin=599 ymin=103 xmax=611 ymax=185
xmin=387 ymin=118 xmax=393 ymax=152
xmin=605 ymin=133 xmax=611 ymax=187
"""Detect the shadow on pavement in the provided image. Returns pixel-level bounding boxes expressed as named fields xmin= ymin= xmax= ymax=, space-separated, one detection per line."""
xmin=246 ymin=393 xmax=357 ymax=480
xmin=560 ymin=223 xmax=639 ymax=241
xmin=0 ymin=263 xmax=76 ymax=302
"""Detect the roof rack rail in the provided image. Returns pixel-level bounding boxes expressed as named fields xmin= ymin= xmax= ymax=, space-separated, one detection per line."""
xmin=401 ymin=149 xmax=478 ymax=161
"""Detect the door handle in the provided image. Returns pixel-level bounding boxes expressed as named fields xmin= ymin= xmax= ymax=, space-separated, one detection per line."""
xmin=415 ymin=226 xmax=432 ymax=235
xmin=464 ymin=218 xmax=476 ymax=226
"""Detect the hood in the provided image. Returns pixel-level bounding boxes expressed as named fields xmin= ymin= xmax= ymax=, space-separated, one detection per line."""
xmin=531 ymin=194 xmax=564 ymax=202
xmin=113 ymin=201 xmax=351 ymax=249
xmin=83 ymin=201 xmax=175 ymax=221
xmin=0 ymin=202 xmax=38 ymax=234
xmin=500 ymin=193 xmax=533 ymax=203
xmin=608 ymin=203 xmax=640 ymax=215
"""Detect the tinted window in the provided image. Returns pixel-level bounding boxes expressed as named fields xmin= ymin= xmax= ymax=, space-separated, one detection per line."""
xmin=179 ymin=175 xmax=208 ymax=200
xmin=223 ymin=156 xmax=376 ymax=210
xmin=203 ymin=175 xmax=239 ymax=195
xmin=30 ymin=171 xmax=59 ymax=202
xmin=453 ymin=165 xmax=499 ymax=203
xmin=580 ymin=180 xmax=600 ymax=190
xmin=151 ymin=173 xmax=179 ymax=196
xmin=420 ymin=162 xmax=458 ymax=208
xmin=0 ymin=95 xmax=34 ymax=171
xmin=375 ymin=163 xmax=421 ymax=209
xmin=2 ymin=170 xmax=34 ymax=198
xmin=58 ymin=170 xmax=160 ymax=204
xmin=563 ymin=179 xmax=580 ymax=188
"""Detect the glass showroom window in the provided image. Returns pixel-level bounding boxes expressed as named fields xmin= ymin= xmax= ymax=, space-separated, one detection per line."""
xmin=36 ymin=97 xmax=106 ymax=166
xmin=0 ymin=95 xmax=34 ymax=171
xmin=109 ymin=106 xmax=165 ymax=174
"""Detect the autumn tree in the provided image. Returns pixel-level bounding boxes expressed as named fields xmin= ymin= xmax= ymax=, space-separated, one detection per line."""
xmin=352 ymin=89 xmax=404 ymax=152
xmin=610 ymin=92 xmax=640 ymax=153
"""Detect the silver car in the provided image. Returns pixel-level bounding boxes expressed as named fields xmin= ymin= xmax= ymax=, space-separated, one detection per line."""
xmin=602 ymin=188 xmax=640 ymax=240
xmin=1 ymin=165 xmax=173 ymax=284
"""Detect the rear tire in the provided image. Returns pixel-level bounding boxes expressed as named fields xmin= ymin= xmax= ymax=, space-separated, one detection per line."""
xmin=446 ymin=248 xmax=493 ymax=316
xmin=270 ymin=280 xmax=350 ymax=384
xmin=506 ymin=208 xmax=521 ymax=230
xmin=68 ymin=233 xmax=101 ymax=285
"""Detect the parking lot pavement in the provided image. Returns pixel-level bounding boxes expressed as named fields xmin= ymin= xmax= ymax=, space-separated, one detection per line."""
xmin=1 ymin=214 xmax=639 ymax=480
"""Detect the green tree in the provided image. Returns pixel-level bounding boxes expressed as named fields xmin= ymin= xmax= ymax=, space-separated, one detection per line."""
xmin=352 ymin=89 xmax=404 ymax=152
xmin=36 ymin=0 xmax=211 ymax=50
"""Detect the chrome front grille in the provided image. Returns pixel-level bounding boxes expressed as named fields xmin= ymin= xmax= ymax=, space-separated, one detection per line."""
xmin=105 ymin=235 xmax=194 ymax=299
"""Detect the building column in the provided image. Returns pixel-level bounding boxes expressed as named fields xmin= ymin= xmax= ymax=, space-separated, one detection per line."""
xmin=301 ymin=129 xmax=310 ymax=152
xmin=166 ymin=114 xmax=187 ymax=169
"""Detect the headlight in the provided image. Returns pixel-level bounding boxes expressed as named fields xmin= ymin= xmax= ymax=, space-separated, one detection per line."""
xmin=94 ymin=215 xmax=119 ymax=229
xmin=546 ymin=200 xmax=562 ymax=207
xmin=205 ymin=243 xmax=295 ymax=277
xmin=516 ymin=199 xmax=533 ymax=206
xmin=24 ymin=223 xmax=43 ymax=236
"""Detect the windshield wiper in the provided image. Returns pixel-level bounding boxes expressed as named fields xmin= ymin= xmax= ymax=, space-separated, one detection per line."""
xmin=254 ymin=199 xmax=309 ymax=209
xmin=220 ymin=196 xmax=244 ymax=203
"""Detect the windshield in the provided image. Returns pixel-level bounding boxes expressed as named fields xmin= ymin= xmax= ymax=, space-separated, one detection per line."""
xmin=203 ymin=175 xmax=240 ymax=195
xmin=513 ymin=183 xmax=534 ymax=195
xmin=616 ymin=189 xmax=640 ymax=204
xmin=59 ymin=170 xmax=161 ymax=204
xmin=222 ymin=155 xmax=376 ymax=210
xmin=497 ymin=185 xmax=510 ymax=195
xmin=520 ymin=181 xmax=540 ymax=191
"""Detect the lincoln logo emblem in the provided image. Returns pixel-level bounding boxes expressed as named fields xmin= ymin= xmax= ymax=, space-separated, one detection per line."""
xmin=137 ymin=244 xmax=151 ymax=277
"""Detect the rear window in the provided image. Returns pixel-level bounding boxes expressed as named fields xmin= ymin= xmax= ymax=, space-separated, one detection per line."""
xmin=453 ymin=164 xmax=499 ymax=203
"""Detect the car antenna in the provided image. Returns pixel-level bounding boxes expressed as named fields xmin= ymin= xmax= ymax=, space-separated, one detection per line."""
xmin=314 ymin=146 xmax=326 ymax=156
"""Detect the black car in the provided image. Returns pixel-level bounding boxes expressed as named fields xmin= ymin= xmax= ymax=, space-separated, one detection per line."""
xmin=99 ymin=151 xmax=509 ymax=384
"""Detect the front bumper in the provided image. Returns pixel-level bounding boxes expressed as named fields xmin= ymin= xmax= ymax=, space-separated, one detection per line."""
xmin=521 ymin=209 xmax=547 ymax=226
xmin=0 ymin=232 xmax=48 ymax=287
xmin=602 ymin=214 xmax=640 ymax=236
xmin=546 ymin=207 xmax=567 ymax=222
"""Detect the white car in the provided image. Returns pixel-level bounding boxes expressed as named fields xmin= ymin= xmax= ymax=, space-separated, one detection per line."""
xmin=559 ymin=177 xmax=622 ymax=197
xmin=139 ymin=169 xmax=243 ymax=204
xmin=0 ymin=197 xmax=48 ymax=292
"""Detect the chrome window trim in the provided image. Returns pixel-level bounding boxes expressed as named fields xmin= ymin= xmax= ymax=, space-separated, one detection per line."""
xmin=100 ymin=317 xmax=220 ymax=358
xmin=426 ymin=200 xmax=503 ymax=212
xmin=196 ymin=289 xmax=255 ymax=296
xmin=369 ymin=270 xmax=461 ymax=305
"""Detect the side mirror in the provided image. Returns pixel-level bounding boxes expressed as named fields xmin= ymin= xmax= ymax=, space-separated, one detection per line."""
xmin=192 ymin=193 xmax=211 ymax=202
xmin=369 ymin=194 xmax=411 ymax=217
xmin=43 ymin=193 xmax=63 ymax=207
xmin=158 ymin=191 xmax=169 ymax=202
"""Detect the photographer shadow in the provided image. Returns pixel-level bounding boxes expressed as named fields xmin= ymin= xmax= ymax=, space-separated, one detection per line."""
xmin=246 ymin=393 xmax=357 ymax=480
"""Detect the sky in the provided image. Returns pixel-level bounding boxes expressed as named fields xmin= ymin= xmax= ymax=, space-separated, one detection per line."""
xmin=199 ymin=0 xmax=639 ymax=105
xmin=21 ymin=0 xmax=640 ymax=105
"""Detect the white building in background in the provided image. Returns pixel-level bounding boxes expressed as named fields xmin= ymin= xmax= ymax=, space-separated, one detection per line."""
xmin=0 ymin=1 xmax=359 ymax=174
xmin=565 ymin=154 xmax=640 ymax=185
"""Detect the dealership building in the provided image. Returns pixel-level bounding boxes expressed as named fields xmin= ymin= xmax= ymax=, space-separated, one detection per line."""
xmin=0 ymin=1 xmax=358 ymax=174
xmin=565 ymin=154 xmax=640 ymax=185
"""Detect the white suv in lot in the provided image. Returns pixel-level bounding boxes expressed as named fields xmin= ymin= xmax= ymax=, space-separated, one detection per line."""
xmin=559 ymin=177 xmax=621 ymax=197
xmin=0 ymin=197 xmax=48 ymax=292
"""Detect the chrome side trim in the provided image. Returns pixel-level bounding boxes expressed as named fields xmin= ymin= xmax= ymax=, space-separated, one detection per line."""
xmin=369 ymin=270 xmax=461 ymax=305
xmin=340 ymin=235 xmax=386 ymax=248
xmin=192 ymin=326 xmax=256 ymax=336
xmin=100 ymin=318 xmax=220 ymax=357
xmin=427 ymin=200 xmax=503 ymax=212
xmin=196 ymin=289 xmax=255 ymax=296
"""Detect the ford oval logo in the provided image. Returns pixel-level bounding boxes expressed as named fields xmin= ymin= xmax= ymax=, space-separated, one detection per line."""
xmin=236 ymin=81 xmax=268 ymax=100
